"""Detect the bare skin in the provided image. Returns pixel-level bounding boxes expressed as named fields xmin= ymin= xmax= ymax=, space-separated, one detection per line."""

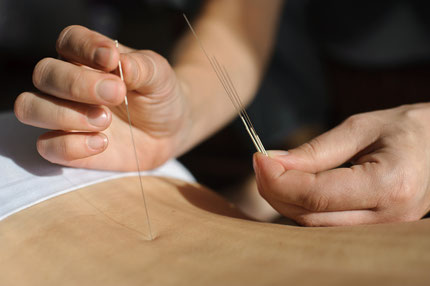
xmin=1 ymin=177 xmax=430 ymax=286
xmin=14 ymin=0 xmax=430 ymax=225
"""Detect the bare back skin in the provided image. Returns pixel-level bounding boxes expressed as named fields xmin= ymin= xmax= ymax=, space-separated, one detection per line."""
xmin=1 ymin=176 xmax=429 ymax=286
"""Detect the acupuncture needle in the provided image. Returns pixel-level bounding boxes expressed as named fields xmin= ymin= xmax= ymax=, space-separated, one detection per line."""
xmin=115 ymin=40 xmax=154 ymax=240
xmin=183 ymin=14 xmax=267 ymax=155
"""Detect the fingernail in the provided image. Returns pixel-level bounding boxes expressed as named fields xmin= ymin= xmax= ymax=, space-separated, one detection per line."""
xmin=87 ymin=134 xmax=108 ymax=151
xmin=267 ymin=150 xmax=289 ymax=158
xmin=94 ymin=47 xmax=111 ymax=67
xmin=87 ymin=107 xmax=108 ymax=128
xmin=96 ymin=79 xmax=118 ymax=103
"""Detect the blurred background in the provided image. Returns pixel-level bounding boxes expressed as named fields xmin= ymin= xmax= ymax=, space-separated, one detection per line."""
xmin=2 ymin=0 xmax=430 ymax=198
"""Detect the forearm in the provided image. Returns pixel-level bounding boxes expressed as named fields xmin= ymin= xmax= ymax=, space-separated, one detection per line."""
xmin=172 ymin=0 xmax=284 ymax=155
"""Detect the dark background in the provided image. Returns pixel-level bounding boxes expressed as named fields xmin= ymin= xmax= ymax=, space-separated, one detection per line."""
xmin=1 ymin=0 xmax=430 ymax=192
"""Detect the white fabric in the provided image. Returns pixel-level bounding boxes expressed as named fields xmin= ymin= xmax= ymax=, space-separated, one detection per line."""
xmin=0 ymin=112 xmax=195 ymax=221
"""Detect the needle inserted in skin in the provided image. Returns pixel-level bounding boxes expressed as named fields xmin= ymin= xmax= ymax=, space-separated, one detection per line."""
xmin=183 ymin=14 xmax=267 ymax=156
xmin=115 ymin=40 xmax=154 ymax=240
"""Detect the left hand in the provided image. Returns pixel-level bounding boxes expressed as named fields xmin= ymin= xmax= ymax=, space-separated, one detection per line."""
xmin=253 ymin=103 xmax=430 ymax=226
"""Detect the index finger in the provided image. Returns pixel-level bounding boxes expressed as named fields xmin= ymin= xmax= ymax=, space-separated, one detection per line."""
xmin=56 ymin=25 xmax=133 ymax=71
xmin=254 ymin=153 xmax=382 ymax=212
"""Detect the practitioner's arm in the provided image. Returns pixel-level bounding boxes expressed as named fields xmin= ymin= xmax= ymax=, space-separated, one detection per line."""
xmin=173 ymin=0 xmax=283 ymax=152
xmin=14 ymin=0 xmax=283 ymax=171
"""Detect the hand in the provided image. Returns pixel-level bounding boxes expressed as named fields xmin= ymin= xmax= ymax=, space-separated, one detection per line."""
xmin=253 ymin=103 xmax=430 ymax=226
xmin=15 ymin=26 xmax=190 ymax=171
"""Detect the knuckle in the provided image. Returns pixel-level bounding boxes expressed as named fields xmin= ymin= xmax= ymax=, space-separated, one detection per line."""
xmin=69 ymin=68 xmax=85 ymax=100
xmin=142 ymin=50 xmax=172 ymax=84
xmin=32 ymin=58 xmax=53 ymax=89
xmin=54 ymin=106 xmax=69 ymax=128
xmin=344 ymin=112 xmax=381 ymax=133
xmin=37 ymin=133 xmax=77 ymax=163
xmin=130 ymin=50 xmax=175 ymax=94
xmin=36 ymin=135 xmax=57 ymax=163
xmin=300 ymin=191 xmax=329 ymax=212
xmin=344 ymin=113 xmax=369 ymax=131
xmin=298 ymin=139 xmax=321 ymax=162
xmin=56 ymin=25 xmax=80 ymax=52
xmin=258 ymin=171 xmax=290 ymax=203
xmin=295 ymin=214 xmax=321 ymax=227
xmin=14 ymin=92 xmax=33 ymax=123
xmin=56 ymin=25 xmax=99 ymax=61
xmin=80 ymin=35 xmax=98 ymax=59
xmin=379 ymin=167 xmax=418 ymax=208
xmin=146 ymin=50 xmax=169 ymax=69
xmin=140 ymin=52 xmax=157 ymax=86
xmin=293 ymin=175 xmax=329 ymax=212
xmin=402 ymin=104 xmax=430 ymax=125
xmin=388 ymin=178 xmax=416 ymax=205
xmin=126 ymin=55 xmax=144 ymax=87
xmin=58 ymin=136 xmax=75 ymax=162
xmin=36 ymin=138 xmax=48 ymax=159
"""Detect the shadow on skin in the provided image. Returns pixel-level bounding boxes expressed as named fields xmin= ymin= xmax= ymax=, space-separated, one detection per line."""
xmin=0 ymin=112 xmax=62 ymax=177
xmin=2 ymin=176 xmax=430 ymax=286
xmin=172 ymin=179 xmax=253 ymax=220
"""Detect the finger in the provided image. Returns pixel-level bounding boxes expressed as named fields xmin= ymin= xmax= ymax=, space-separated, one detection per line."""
xmin=270 ymin=114 xmax=383 ymax=173
xmin=119 ymin=50 xmax=176 ymax=94
xmin=37 ymin=131 xmax=108 ymax=164
xmin=295 ymin=210 xmax=379 ymax=226
xmin=265 ymin=200 xmax=379 ymax=226
xmin=15 ymin=92 xmax=112 ymax=131
xmin=254 ymin=153 xmax=381 ymax=212
xmin=33 ymin=57 xmax=125 ymax=105
xmin=56 ymin=25 xmax=132 ymax=71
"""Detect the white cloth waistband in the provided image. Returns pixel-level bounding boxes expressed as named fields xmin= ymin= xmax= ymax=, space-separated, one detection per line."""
xmin=0 ymin=112 xmax=195 ymax=221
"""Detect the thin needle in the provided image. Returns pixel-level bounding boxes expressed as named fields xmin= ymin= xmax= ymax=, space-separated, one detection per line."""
xmin=115 ymin=40 xmax=154 ymax=240
xmin=210 ymin=57 xmax=263 ymax=154
xmin=183 ymin=14 xmax=267 ymax=155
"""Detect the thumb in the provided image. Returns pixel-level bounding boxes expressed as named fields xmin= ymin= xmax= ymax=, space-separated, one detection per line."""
xmin=269 ymin=115 xmax=382 ymax=173
xmin=253 ymin=152 xmax=287 ymax=201
xmin=119 ymin=50 xmax=176 ymax=95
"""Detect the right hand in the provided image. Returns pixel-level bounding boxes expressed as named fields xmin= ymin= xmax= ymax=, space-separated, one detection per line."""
xmin=14 ymin=25 xmax=191 ymax=171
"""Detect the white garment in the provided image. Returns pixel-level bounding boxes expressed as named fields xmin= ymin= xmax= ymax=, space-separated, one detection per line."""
xmin=0 ymin=112 xmax=194 ymax=221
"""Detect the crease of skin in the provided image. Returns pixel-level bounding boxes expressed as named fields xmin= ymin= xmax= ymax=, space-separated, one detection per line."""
xmin=55 ymin=25 xmax=75 ymax=54
xmin=74 ymin=188 xmax=151 ymax=239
